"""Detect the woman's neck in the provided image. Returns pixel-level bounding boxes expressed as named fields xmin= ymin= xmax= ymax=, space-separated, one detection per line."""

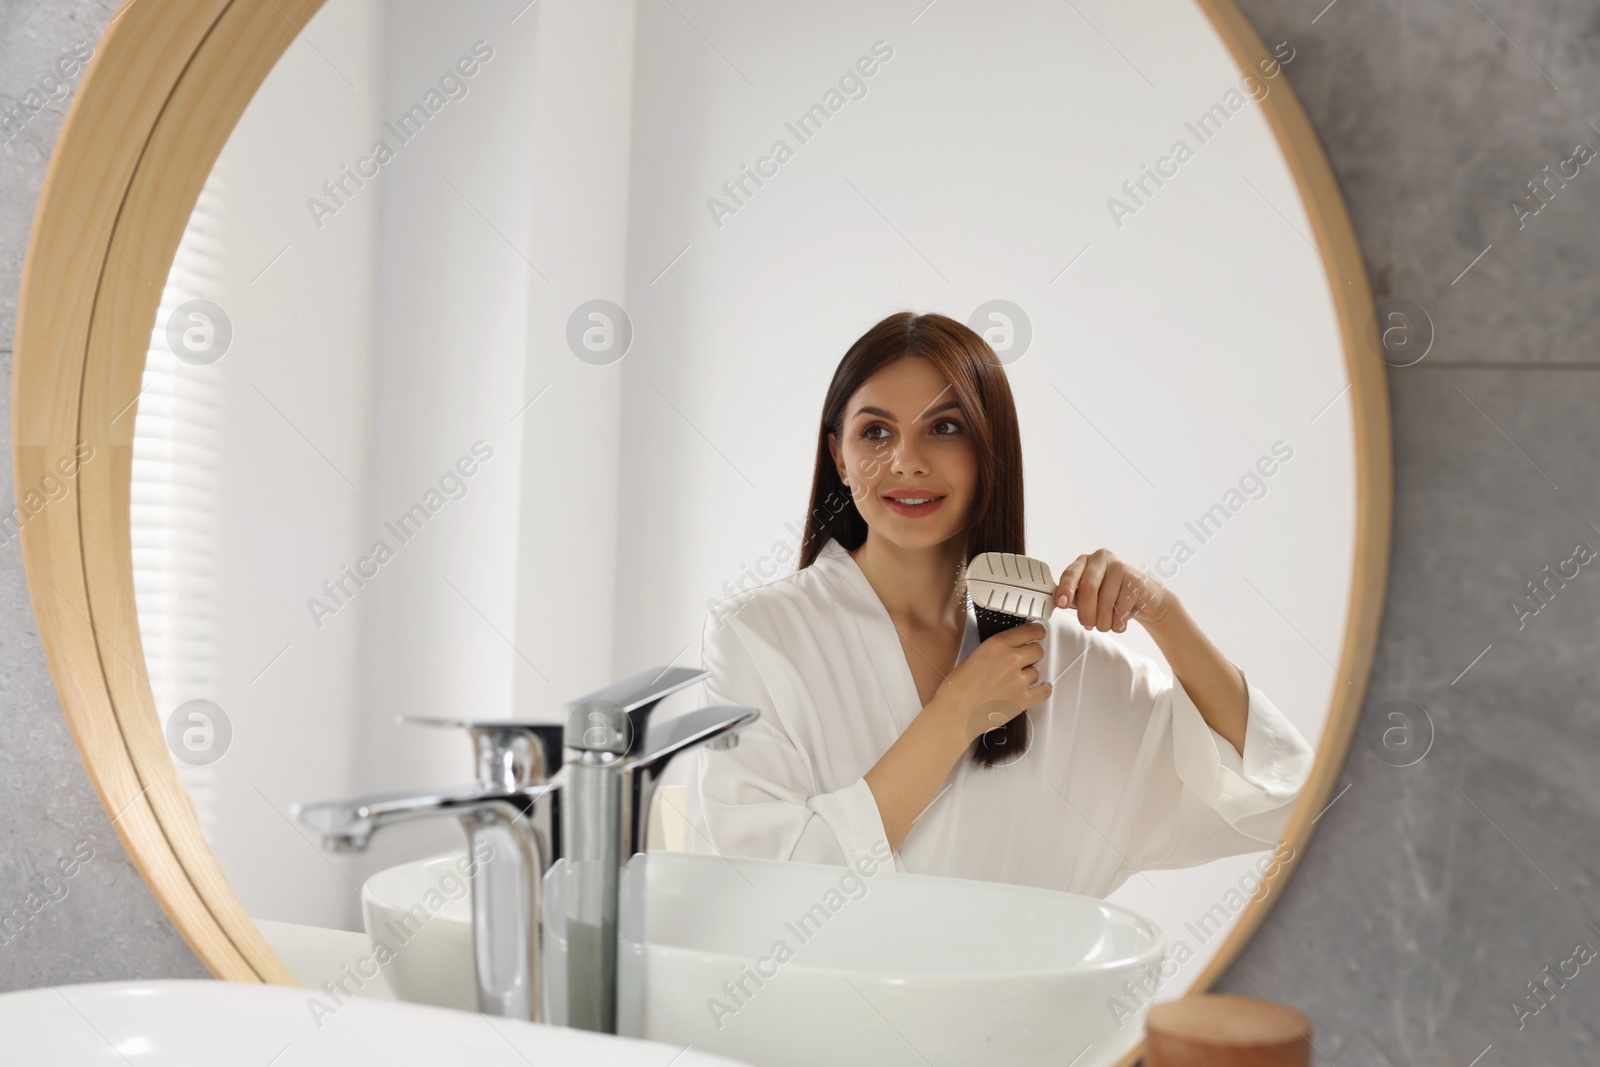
xmin=850 ymin=532 xmax=967 ymax=632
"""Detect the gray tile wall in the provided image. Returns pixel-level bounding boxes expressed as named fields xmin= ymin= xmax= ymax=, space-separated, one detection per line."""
xmin=0 ymin=0 xmax=208 ymax=984
xmin=1225 ymin=1 xmax=1600 ymax=1061
xmin=3 ymin=0 xmax=1597 ymax=1059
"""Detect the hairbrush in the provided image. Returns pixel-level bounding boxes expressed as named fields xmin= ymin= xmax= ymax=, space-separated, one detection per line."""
xmin=964 ymin=552 xmax=1058 ymax=641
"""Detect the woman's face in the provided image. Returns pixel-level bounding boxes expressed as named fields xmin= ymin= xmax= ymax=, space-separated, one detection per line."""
xmin=828 ymin=356 xmax=978 ymax=553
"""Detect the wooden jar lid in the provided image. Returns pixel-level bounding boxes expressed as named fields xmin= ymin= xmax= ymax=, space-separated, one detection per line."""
xmin=1145 ymin=994 xmax=1310 ymax=1067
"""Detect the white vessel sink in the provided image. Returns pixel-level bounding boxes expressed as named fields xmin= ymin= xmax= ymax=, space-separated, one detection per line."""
xmin=365 ymin=850 xmax=1165 ymax=1066
xmin=361 ymin=853 xmax=477 ymax=1009
xmin=0 ymin=979 xmax=752 ymax=1065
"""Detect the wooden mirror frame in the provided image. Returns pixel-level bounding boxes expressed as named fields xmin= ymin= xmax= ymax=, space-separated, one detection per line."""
xmin=12 ymin=0 xmax=1390 ymax=1053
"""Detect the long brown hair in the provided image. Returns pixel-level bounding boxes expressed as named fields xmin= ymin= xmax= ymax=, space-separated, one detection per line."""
xmin=799 ymin=311 xmax=1028 ymax=767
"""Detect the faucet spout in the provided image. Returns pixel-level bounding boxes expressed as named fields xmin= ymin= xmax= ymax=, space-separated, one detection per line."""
xmin=293 ymin=782 xmax=555 ymax=852
xmin=623 ymin=704 xmax=758 ymax=857
xmin=296 ymin=777 xmax=561 ymax=1021
xmin=294 ymin=780 xmax=556 ymax=844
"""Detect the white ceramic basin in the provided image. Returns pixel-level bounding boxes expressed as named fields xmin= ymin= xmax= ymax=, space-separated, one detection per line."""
xmin=360 ymin=853 xmax=476 ymax=1009
xmin=365 ymin=851 xmax=1165 ymax=1066
xmin=0 ymin=979 xmax=752 ymax=1065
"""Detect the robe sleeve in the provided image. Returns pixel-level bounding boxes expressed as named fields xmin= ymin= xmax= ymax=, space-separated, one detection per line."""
xmin=1066 ymin=628 xmax=1314 ymax=875
xmin=683 ymin=612 xmax=893 ymax=869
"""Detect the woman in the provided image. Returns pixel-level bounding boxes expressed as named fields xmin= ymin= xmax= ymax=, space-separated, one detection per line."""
xmin=685 ymin=311 xmax=1313 ymax=898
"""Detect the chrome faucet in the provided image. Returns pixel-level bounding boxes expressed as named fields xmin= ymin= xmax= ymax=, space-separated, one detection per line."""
xmin=293 ymin=665 xmax=757 ymax=1033
xmin=294 ymin=717 xmax=564 ymax=1019
xmin=553 ymin=668 xmax=758 ymax=1033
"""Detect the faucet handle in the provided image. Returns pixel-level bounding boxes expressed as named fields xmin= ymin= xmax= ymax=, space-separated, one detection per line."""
xmin=563 ymin=700 xmax=630 ymax=757
xmin=564 ymin=666 xmax=709 ymax=757
xmin=399 ymin=716 xmax=565 ymax=790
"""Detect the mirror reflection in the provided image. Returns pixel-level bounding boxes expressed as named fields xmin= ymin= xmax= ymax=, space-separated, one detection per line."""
xmin=134 ymin=0 xmax=1353 ymax=1059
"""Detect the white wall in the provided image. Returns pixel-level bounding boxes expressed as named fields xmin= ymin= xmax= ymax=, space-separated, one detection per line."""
xmin=199 ymin=0 xmax=384 ymax=928
xmin=507 ymin=0 xmax=637 ymax=721
xmin=192 ymin=0 xmax=584 ymax=926
xmin=340 ymin=0 xmax=546 ymax=888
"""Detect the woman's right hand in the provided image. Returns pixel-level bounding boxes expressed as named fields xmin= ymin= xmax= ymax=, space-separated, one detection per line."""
xmin=931 ymin=622 xmax=1051 ymax=742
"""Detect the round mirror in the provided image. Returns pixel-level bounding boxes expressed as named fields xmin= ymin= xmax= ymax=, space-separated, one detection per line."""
xmin=17 ymin=0 xmax=1386 ymax=1063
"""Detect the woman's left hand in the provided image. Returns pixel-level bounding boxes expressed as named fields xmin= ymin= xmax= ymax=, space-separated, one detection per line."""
xmin=1055 ymin=549 xmax=1174 ymax=633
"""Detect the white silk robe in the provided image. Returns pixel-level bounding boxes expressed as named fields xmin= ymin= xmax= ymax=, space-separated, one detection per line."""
xmin=684 ymin=537 xmax=1315 ymax=898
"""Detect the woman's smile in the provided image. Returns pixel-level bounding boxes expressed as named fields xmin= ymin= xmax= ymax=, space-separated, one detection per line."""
xmin=882 ymin=488 xmax=947 ymax=517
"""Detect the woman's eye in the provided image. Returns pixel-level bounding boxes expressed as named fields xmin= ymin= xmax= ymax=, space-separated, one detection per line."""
xmin=860 ymin=424 xmax=890 ymax=441
xmin=932 ymin=418 xmax=963 ymax=435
